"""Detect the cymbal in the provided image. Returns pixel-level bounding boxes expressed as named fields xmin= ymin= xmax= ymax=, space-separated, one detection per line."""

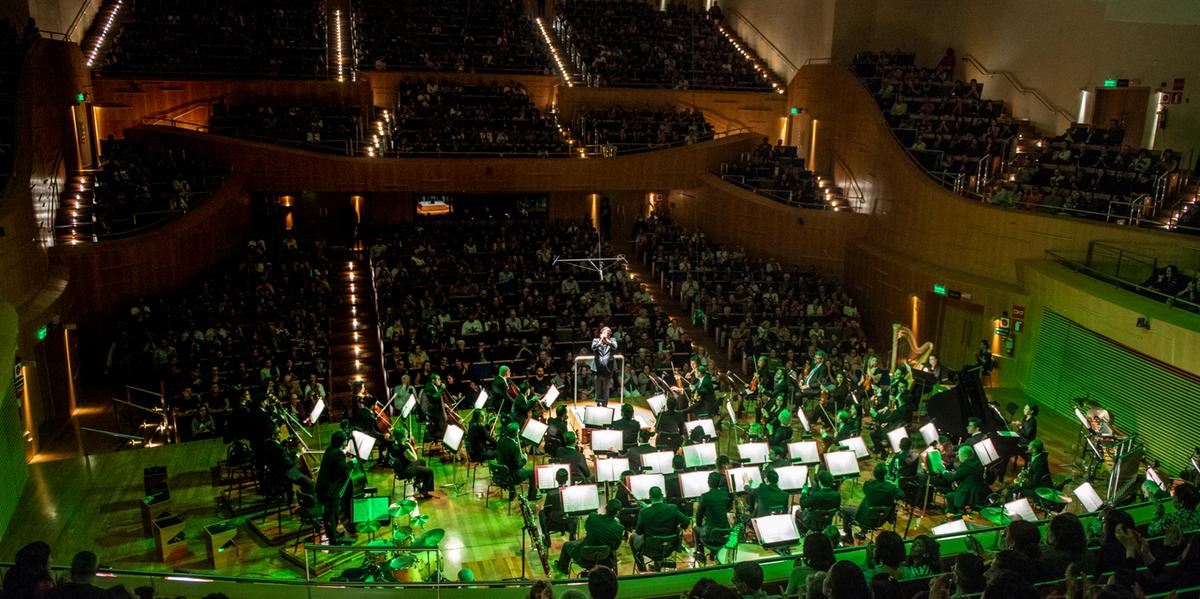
xmin=1036 ymin=487 xmax=1070 ymax=505
xmin=980 ymin=506 xmax=1011 ymax=525
xmin=389 ymin=500 xmax=418 ymax=517
xmin=387 ymin=554 xmax=417 ymax=570
xmin=358 ymin=521 xmax=384 ymax=534
xmin=412 ymin=528 xmax=445 ymax=547
xmin=411 ymin=514 xmax=430 ymax=528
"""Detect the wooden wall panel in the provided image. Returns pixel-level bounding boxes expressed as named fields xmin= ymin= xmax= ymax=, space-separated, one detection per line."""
xmin=556 ymin=86 xmax=787 ymax=138
xmin=362 ymin=71 xmax=560 ymax=112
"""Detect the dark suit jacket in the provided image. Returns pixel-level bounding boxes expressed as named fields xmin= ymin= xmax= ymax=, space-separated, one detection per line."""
xmin=943 ymin=455 xmax=989 ymax=508
xmin=696 ymin=488 xmax=732 ymax=529
xmin=556 ymin=446 xmax=593 ymax=481
xmin=315 ymin=449 xmax=350 ymax=501
xmin=751 ymin=482 xmax=790 ymax=517
xmin=635 ymin=502 xmax=691 ymax=537
xmin=498 ymin=435 xmax=526 ymax=473
xmin=1020 ymin=451 xmax=1051 ymax=490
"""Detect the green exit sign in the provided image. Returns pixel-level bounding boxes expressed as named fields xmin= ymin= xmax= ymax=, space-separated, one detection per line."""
xmin=36 ymin=324 xmax=49 ymax=341
xmin=1103 ymin=79 xmax=1117 ymax=87
xmin=933 ymin=284 xmax=947 ymax=295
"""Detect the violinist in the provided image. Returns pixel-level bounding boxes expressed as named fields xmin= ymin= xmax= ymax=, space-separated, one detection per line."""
xmin=751 ymin=356 xmax=774 ymax=399
xmin=655 ymin=396 xmax=686 ymax=450
xmin=556 ymin=431 xmax=593 ymax=482
xmin=767 ymin=409 xmax=795 ymax=454
xmin=693 ymin=471 xmax=733 ymax=565
xmin=796 ymin=471 xmax=841 ymax=534
xmin=627 ymin=430 xmax=656 ymax=471
xmin=510 ymin=383 xmax=537 ymax=427
xmin=861 ymin=355 xmax=884 ymax=402
xmin=466 ymin=410 xmax=497 ymax=462
xmin=821 ymin=409 xmax=858 ymax=444
xmin=825 ymin=371 xmax=853 ymax=413
xmin=869 ymin=380 xmax=913 ymax=456
xmin=393 ymin=426 xmax=436 ymax=500
xmin=614 ymin=403 xmax=642 ymax=448
xmin=800 ymin=351 xmax=831 ymax=396
xmin=262 ymin=428 xmax=314 ymax=503
xmin=688 ymin=364 xmax=718 ymax=418
xmin=490 ymin=365 xmax=518 ymax=416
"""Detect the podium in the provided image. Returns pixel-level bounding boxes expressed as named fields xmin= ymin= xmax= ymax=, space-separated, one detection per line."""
xmin=204 ymin=522 xmax=238 ymax=569
xmin=152 ymin=512 xmax=188 ymax=562
xmin=140 ymin=492 xmax=172 ymax=536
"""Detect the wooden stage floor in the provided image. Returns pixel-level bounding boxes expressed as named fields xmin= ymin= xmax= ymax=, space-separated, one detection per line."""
xmin=1 ymin=388 xmax=1096 ymax=583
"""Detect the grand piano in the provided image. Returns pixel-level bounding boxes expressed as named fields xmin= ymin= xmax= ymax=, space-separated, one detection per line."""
xmin=924 ymin=367 xmax=1006 ymax=440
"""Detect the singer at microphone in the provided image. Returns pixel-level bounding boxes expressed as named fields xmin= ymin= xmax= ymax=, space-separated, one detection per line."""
xmin=591 ymin=326 xmax=618 ymax=407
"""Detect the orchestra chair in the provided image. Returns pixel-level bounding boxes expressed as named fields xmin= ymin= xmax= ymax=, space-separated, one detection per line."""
xmin=484 ymin=462 xmax=518 ymax=514
xmin=390 ymin=469 xmax=414 ymax=500
xmin=855 ymin=505 xmax=897 ymax=543
xmin=799 ymin=507 xmax=839 ymax=537
xmin=576 ymin=545 xmax=616 ymax=574
xmin=222 ymin=441 xmax=257 ymax=511
xmin=291 ymin=492 xmax=325 ymax=553
xmin=641 ymin=533 xmax=683 ymax=573
xmin=699 ymin=526 xmax=733 ymax=564
xmin=256 ymin=472 xmax=291 ymax=532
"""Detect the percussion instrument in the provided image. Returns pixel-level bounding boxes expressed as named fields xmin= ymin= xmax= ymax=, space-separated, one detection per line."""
xmin=412 ymin=528 xmax=445 ymax=548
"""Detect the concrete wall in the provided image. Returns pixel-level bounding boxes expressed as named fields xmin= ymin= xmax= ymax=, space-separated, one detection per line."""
xmin=720 ymin=0 xmax=834 ymax=77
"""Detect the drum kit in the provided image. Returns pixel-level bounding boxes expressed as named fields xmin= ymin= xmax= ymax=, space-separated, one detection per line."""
xmin=334 ymin=499 xmax=446 ymax=584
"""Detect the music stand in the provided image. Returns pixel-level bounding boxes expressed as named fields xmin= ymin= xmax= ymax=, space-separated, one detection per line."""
xmin=595 ymin=457 xmax=629 ymax=483
xmin=919 ymin=422 xmax=939 ymax=446
xmin=582 ymin=406 xmax=615 ymax=428
xmin=886 ymin=427 xmax=908 ymax=453
xmin=352 ymin=496 xmax=391 ymax=527
xmin=590 ymin=429 xmax=624 ymax=454
xmin=1073 ymin=482 xmax=1104 ymax=512
xmin=725 ymin=401 xmax=737 ymax=423
xmin=752 ymin=514 xmax=800 ymax=549
xmin=931 ymin=519 xmax=970 ymax=540
xmin=647 ymin=394 xmax=667 ymax=415
xmin=399 ymin=395 xmax=416 ymax=419
xmin=475 ymin=390 xmax=489 ymax=411
xmin=536 ymin=464 xmax=572 ymax=490
xmin=344 ymin=431 xmax=376 ymax=461
xmin=626 ymin=473 xmax=666 ymax=501
xmin=542 ymin=385 xmax=559 ymax=409
xmin=1146 ymin=467 xmax=1167 ymax=492
xmin=1003 ymin=498 xmax=1037 ymax=522
xmin=683 ymin=443 xmax=718 ymax=468
xmin=727 ymin=466 xmax=763 ymax=493
xmin=823 ymin=451 xmax=860 ymax=479
xmin=776 ymin=465 xmax=809 ymax=492
xmin=309 ymin=399 xmax=326 ymax=424
xmin=973 ymin=438 xmax=1002 ymax=467
xmin=562 ymin=484 xmax=601 ymax=515
xmin=685 ymin=418 xmax=717 ymax=440
xmin=680 ymin=471 xmax=714 ymax=498
xmin=795 ymin=408 xmax=811 ymax=432
xmin=737 ymin=442 xmax=770 ymax=465
xmin=442 ymin=424 xmax=465 ymax=453
xmin=1074 ymin=408 xmax=1094 ymax=432
xmin=788 ymin=441 xmax=820 ymax=465
xmin=640 ymin=451 xmax=675 ymax=474
xmin=521 ymin=419 xmax=549 ymax=445
xmin=843 ymin=436 xmax=870 ymax=459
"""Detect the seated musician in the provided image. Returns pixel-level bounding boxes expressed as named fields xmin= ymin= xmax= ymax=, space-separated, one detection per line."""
xmin=614 ymin=403 xmax=642 ymax=448
xmin=821 ymin=410 xmax=858 ymax=444
xmin=963 ymin=417 xmax=986 ymax=446
xmin=614 ymin=469 xmax=642 ymax=529
xmin=767 ymin=446 xmax=790 ymax=471
xmin=664 ymin=455 xmax=693 ymax=512
xmin=892 ymin=437 xmax=925 ymax=504
xmin=261 ymin=429 xmax=314 ymax=503
xmin=694 ymin=471 xmax=733 ymax=564
xmin=629 ymin=486 xmax=692 ymax=571
xmin=688 ymin=365 xmax=718 ymax=418
xmin=796 ymin=471 xmax=841 ymax=534
xmin=538 ymin=468 xmax=578 ymax=547
xmin=555 ymin=499 xmax=625 ymax=575
xmin=510 ymin=385 xmax=538 ymax=428
xmin=556 ymin=431 xmax=593 ymax=482
xmin=499 ymin=422 xmax=538 ymax=500
xmin=826 ymin=371 xmax=852 ymax=412
xmin=869 ymin=383 xmax=914 ymax=456
xmin=799 ymin=351 xmax=831 ymax=395
xmin=627 ymin=429 xmax=656 ymax=471
xmin=941 ymin=445 xmax=990 ymax=515
xmin=1013 ymin=439 xmax=1051 ymax=499
xmin=841 ymin=463 xmax=902 ymax=539
xmin=749 ymin=469 xmax=790 ymax=518
xmin=767 ymin=409 xmax=795 ymax=455
xmin=1017 ymin=404 xmax=1039 ymax=445
xmin=466 ymin=410 xmax=497 ymax=463
xmin=655 ymin=397 xmax=686 ymax=450
xmin=393 ymin=427 xmax=436 ymax=500
xmin=544 ymin=405 xmax=569 ymax=455
xmin=715 ymin=455 xmax=735 ymax=492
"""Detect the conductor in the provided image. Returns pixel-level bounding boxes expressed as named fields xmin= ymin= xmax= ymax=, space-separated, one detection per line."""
xmin=591 ymin=326 xmax=618 ymax=407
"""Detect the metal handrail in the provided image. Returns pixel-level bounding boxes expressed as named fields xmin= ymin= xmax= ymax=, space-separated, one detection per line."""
xmin=833 ymin=154 xmax=867 ymax=212
xmin=1045 ymin=249 xmax=1200 ymax=313
xmin=722 ymin=8 xmax=799 ymax=75
xmin=65 ymin=0 xmax=97 ymax=40
xmin=961 ymin=54 xmax=1074 ymax=126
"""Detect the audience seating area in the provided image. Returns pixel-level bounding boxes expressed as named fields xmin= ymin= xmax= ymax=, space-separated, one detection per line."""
xmin=90 ymin=139 xmax=225 ymax=237
xmin=383 ymin=78 xmax=569 ymax=156
xmin=370 ymin=218 xmax=695 ymax=404
xmin=105 ymin=234 xmax=332 ymax=442
xmin=634 ymin=216 xmax=868 ymax=376
xmin=552 ymin=1 xmax=776 ymax=91
xmin=355 ymin=0 xmax=546 ymax=74
xmin=718 ymin=137 xmax=823 ymax=208
xmin=98 ymin=0 xmax=326 ymax=77
xmin=0 ymin=18 xmax=32 ymax=193
xmin=570 ymin=106 xmax=714 ymax=153
xmin=208 ymin=101 xmax=364 ymax=154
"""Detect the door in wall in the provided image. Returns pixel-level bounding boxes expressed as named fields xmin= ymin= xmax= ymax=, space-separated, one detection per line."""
xmin=1092 ymin=87 xmax=1151 ymax=148
xmin=928 ymin=296 xmax=985 ymax=371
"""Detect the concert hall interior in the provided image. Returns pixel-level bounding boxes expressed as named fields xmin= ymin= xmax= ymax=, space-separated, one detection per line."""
xmin=3 ymin=0 xmax=1200 ymax=598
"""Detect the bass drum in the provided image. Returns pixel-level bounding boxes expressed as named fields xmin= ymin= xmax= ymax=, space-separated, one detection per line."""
xmin=388 ymin=553 xmax=423 ymax=583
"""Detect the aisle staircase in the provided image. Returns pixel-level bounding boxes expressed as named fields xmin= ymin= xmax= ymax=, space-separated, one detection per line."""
xmin=327 ymin=249 xmax=386 ymax=420
xmin=54 ymin=172 xmax=98 ymax=245
xmin=80 ymin=0 xmax=123 ymax=68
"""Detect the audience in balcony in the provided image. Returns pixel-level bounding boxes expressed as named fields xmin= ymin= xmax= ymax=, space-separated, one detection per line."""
xmin=99 ymin=0 xmax=326 ymax=77
xmin=209 ymin=101 xmax=363 ymax=153
xmin=571 ymin=106 xmax=713 ymax=152
xmin=386 ymin=78 xmax=568 ymax=156
xmin=356 ymin=0 xmax=546 ymax=74
xmin=92 ymin=139 xmax=225 ymax=236
xmin=0 ymin=17 xmax=37 ymax=192
xmin=106 ymin=233 xmax=332 ymax=442
xmin=718 ymin=138 xmax=821 ymax=208
xmin=553 ymin=0 xmax=774 ymax=91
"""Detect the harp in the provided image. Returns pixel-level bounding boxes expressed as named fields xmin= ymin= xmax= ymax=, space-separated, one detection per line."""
xmin=889 ymin=323 xmax=933 ymax=372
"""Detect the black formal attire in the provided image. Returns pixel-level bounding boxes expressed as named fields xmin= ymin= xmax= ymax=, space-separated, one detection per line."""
xmin=1019 ymin=417 xmax=1038 ymax=442
xmin=801 ymin=362 xmax=830 ymax=395
xmin=870 ymin=401 xmax=914 ymax=452
xmin=466 ymin=422 xmax=497 ymax=463
xmin=943 ymin=455 xmax=989 ymax=512
xmin=556 ymin=445 xmax=593 ymax=482
xmin=614 ymin=417 xmax=641 ymax=448
xmin=750 ymin=482 xmax=790 ymax=517
xmin=768 ymin=422 xmax=794 ymax=453
xmin=1017 ymin=451 xmax=1051 ymax=497
xmin=842 ymin=479 xmax=902 ymax=535
xmin=395 ymin=441 xmax=435 ymax=495
xmin=797 ymin=486 xmax=841 ymax=533
xmin=627 ymin=442 xmax=656 ymax=472
xmin=261 ymin=438 xmax=314 ymax=502
xmin=499 ymin=434 xmax=537 ymax=499
xmin=591 ymin=336 xmax=618 ymax=407
xmin=655 ymin=410 xmax=686 ymax=449
xmin=694 ymin=487 xmax=732 ymax=560
xmin=557 ymin=511 xmax=624 ymax=574
xmin=315 ymin=448 xmax=356 ymax=543
xmin=419 ymin=383 xmax=447 ymax=442
xmin=490 ymin=375 xmax=515 ymax=417
xmin=689 ymin=374 xmax=718 ymax=417
xmin=629 ymin=501 xmax=691 ymax=570
xmin=539 ymin=485 xmax=578 ymax=544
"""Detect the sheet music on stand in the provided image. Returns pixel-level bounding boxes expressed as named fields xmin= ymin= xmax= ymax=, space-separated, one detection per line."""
xmin=843 ymin=436 xmax=870 ymax=459
xmin=352 ymin=496 xmax=391 ymax=524
xmin=727 ymin=466 xmax=763 ymax=493
xmin=737 ymin=442 xmax=770 ymax=465
xmin=788 ymin=441 xmax=820 ymax=465
xmin=775 ymin=465 xmax=809 ymax=491
xmin=521 ymin=419 xmax=549 ymax=444
xmin=973 ymin=438 xmax=1002 ymax=467
xmin=752 ymin=514 xmax=800 ymax=549
xmin=542 ymin=385 xmax=559 ymax=408
xmin=683 ymin=442 xmax=718 ymax=468
xmin=400 ymin=395 xmax=416 ymax=419
xmin=344 ymin=431 xmax=377 ymax=460
xmin=475 ymin=390 xmax=489 ymax=410
xmin=680 ymin=470 xmax=714 ymax=498
xmin=931 ymin=519 xmax=969 ymax=540
xmin=1074 ymin=482 xmax=1104 ymax=513
xmin=795 ymin=408 xmax=811 ymax=432
xmin=647 ymin=394 xmax=667 ymax=415
xmin=641 ymin=451 xmax=675 ymax=474
xmin=824 ymin=451 xmax=860 ymax=478
xmin=582 ymin=406 xmax=615 ymax=427
xmin=627 ymin=473 xmax=666 ymax=500
xmin=562 ymin=484 xmax=601 ymax=515
xmin=685 ymin=418 xmax=717 ymax=440
xmin=595 ymin=457 xmax=629 ymax=483
xmin=1004 ymin=498 xmax=1037 ymax=522
xmin=309 ymin=399 xmax=326 ymax=424
xmin=919 ymin=422 xmax=939 ymax=445
xmin=590 ymin=429 xmax=624 ymax=454
xmin=443 ymin=424 xmax=465 ymax=452
xmin=536 ymin=464 xmax=572 ymax=490
xmin=886 ymin=427 xmax=908 ymax=453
